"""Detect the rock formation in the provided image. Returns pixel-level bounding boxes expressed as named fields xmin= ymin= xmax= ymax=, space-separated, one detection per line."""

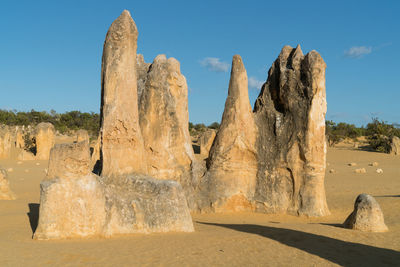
xmin=15 ymin=126 xmax=25 ymax=149
xmin=75 ymin=129 xmax=89 ymax=144
xmin=389 ymin=136 xmax=400 ymax=155
xmin=136 ymin=54 xmax=150 ymax=103
xmin=139 ymin=55 xmax=194 ymax=184
xmin=47 ymin=142 xmax=91 ymax=179
xmin=34 ymin=10 xmax=194 ymax=240
xmin=35 ymin=137 xmax=193 ymax=240
xmin=252 ymin=45 xmax=329 ymax=216
xmin=0 ymin=167 xmax=16 ymax=200
xmin=100 ymin=10 xmax=147 ymax=177
xmin=0 ymin=125 xmax=11 ymax=159
xmin=203 ymin=55 xmax=258 ymax=212
xmin=344 ymin=194 xmax=388 ymax=232
xmin=100 ymin=174 xmax=194 ymax=236
xmin=35 ymin=122 xmax=55 ymax=160
xmin=198 ymin=46 xmax=329 ymax=216
xmin=198 ymin=129 xmax=216 ymax=157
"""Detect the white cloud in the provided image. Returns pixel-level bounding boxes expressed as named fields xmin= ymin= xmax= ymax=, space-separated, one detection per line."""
xmin=248 ymin=76 xmax=264 ymax=90
xmin=200 ymin=57 xmax=229 ymax=72
xmin=344 ymin=46 xmax=372 ymax=58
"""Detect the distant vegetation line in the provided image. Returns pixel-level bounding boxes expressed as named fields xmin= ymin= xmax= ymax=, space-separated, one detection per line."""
xmin=1 ymin=110 xmax=398 ymax=153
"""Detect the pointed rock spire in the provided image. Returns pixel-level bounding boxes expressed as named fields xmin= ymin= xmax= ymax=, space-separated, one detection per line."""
xmin=204 ymin=55 xmax=258 ymax=212
xmin=100 ymin=10 xmax=147 ymax=177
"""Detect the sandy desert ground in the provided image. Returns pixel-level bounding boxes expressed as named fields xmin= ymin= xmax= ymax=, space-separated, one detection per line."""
xmin=1 ymin=143 xmax=399 ymax=266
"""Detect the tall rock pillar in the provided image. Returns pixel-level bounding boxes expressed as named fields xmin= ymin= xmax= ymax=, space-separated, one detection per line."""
xmin=100 ymin=10 xmax=147 ymax=177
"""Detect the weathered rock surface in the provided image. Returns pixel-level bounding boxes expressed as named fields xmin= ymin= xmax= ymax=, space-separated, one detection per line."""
xmin=15 ymin=126 xmax=25 ymax=149
xmin=100 ymin=10 xmax=147 ymax=177
xmin=0 ymin=167 xmax=16 ymax=200
xmin=17 ymin=150 xmax=35 ymax=161
xmin=252 ymin=45 xmax=329 ymax=216
xmin=389 ymin=136 xmax=400 ymax=155
xmin=203 ymin=55 xmax=258 ymax=212
xmin=137 ymin=54 xmax=150 ymax=103
xmin=0 ymin=125 xmax=11 ymax=159
xmin=139 ymin=55 xmax=194 ymax=185
xmin=90 ymin=135 xmax=101 ymax=173
xmin=101 ymin=174 xmax=194 ymax=236
xmin=35 ymin=122 xmax=55 ymax=160
xmin=344 ymin=194 xmax=388 ymax=232
xmin=34 ymin=174 xmax=107 ymax=240
xmin=75 ymin=129 xmax=89 ymax=144
xmin=47 ymin=142 xmax=91 ymax=179
xmin=198 ymin=129 xmax=216 ymax=157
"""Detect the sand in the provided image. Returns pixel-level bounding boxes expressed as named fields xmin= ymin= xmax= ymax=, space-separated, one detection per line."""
xmin=1 ymin=145 xmax=399 ymax=266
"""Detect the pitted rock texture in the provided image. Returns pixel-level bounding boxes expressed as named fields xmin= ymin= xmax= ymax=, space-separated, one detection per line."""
xmin=100 ymin=10 xmax=147 ymax=177
xmin=203 ymin=55 xmax=258 ymax=212
xmin=47 ymin=142 xmax=91 ymax=179
xmin=139 ymin=55 xmax=194 ymax=188
xmin=344 ymin=194 xmax=388 ymax=232
xmin=35 ymin=122 xmax=55 ymax=160
xmin=101 ymin=174 xmax=194 ymax=236
xmin=34 ymin=174 xmax=107 ymax=240
xmin=252 ymin=45 xmax=329 ymax=216
xmin=0 ymin=167 xmax=16 ymax=200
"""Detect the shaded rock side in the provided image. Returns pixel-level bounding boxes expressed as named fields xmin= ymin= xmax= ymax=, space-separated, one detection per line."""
xmin=139 ymin=55 xmax=194 ymax=186
xmin=253 ymin=45 xmax=329 ymax=216
xmin=100 ymin=10 xmax=147 ymax=177
xmin=137 ymin=54 xmax=151 ymax=103
xmin=389 ymin=136 xmax=400 ymax=155
xmin=35 ymin=122 xmax=55 ymax=160
xmin=344 ymin=194 xmax=388 ymax=232
xmin=101 ymin=174 xmax=194 ymax=236
xmin=0 ymin=125 xmax=11 ymax=159
xmin=203 ymin=55 xmax=258 ymax=212
xmin=47 ymin=142 xmax=91 ymax=179
xmin=198 ymin=129 xmax=216 ymax=157
xmin=0 ymin=167 xmax=16 ymax=200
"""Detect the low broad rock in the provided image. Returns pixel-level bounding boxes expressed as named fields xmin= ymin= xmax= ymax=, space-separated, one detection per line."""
xmin=344 ymin=193 xmax=388 ymax=232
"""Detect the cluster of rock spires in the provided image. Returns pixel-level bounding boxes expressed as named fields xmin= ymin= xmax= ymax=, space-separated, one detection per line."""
xmin=31 ymin=10 xmax=387 ymax=239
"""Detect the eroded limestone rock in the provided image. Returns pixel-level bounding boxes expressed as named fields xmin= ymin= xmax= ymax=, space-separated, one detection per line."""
xmin=344 ymin=194 xmax=388 ymax=232
xmin=0 ymin=125 xmax=11 ymax=159
xmin=252 ymin=45 xmax=329 ymax=216
xmin=75 ymin=129 xmax=89 ymax=144
xmin=0 ymin=167 xmax=16 ymax=200
xmin=203 ymin=55 xmax=258 ymax=212
xmin=35 ymin=123 xmax=55 ymax=160
xmin=100 ymin=10 xmax=147 ymax=177
xmin=139 ymin=55 xmax=194 ymax=185
xmin=389 ymin=136 xmax=400 ymax=155
xmin=47 ymin=142 xmax=91 ymax=179
xmin=198 ymin=129 xmax=216 ymax=157
xmin=101 ymin=174 xmax=194 ymax=236
xmin=137 ymin=54 xmax=151 ymax=103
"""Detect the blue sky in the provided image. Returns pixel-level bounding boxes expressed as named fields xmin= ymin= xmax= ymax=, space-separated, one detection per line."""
xmin=0 ymin=0 xmax=399 ymax=126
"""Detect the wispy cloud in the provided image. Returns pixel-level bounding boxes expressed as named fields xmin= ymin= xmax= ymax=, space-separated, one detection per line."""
xmin=344 ymin=46 xmax=372 ymax=58
xmin=248 ymin=76 xmax=264 ymax=90
xmin=200 ymin=57 xmax=229 ymax=73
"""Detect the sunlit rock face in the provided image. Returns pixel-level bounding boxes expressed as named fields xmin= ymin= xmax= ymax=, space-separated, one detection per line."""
xmin=100 ymin=10 xmax=147 ymax=177
xmin=202 ymin=55 xmax=258 ymax=212
xmin=0 ymin=167 xmax=16 ymax=200
xmin=139 ymin=54 xmax=195 ymax=205
xmin=35 ymin=122 xmax=55 ymax=160
xmin=252 ymin=45 xmax=329 ymax=216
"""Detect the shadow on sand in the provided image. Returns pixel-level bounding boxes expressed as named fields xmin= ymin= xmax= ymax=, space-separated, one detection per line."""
xmin=198 ymin=222 xmax=400 ymax=266
xmin=27 ymin=203 xmax=39 ymax=238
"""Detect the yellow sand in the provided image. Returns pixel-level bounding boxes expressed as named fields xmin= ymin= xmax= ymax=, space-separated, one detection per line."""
xmin=0 ymin=146 xmax=399 ymax=266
